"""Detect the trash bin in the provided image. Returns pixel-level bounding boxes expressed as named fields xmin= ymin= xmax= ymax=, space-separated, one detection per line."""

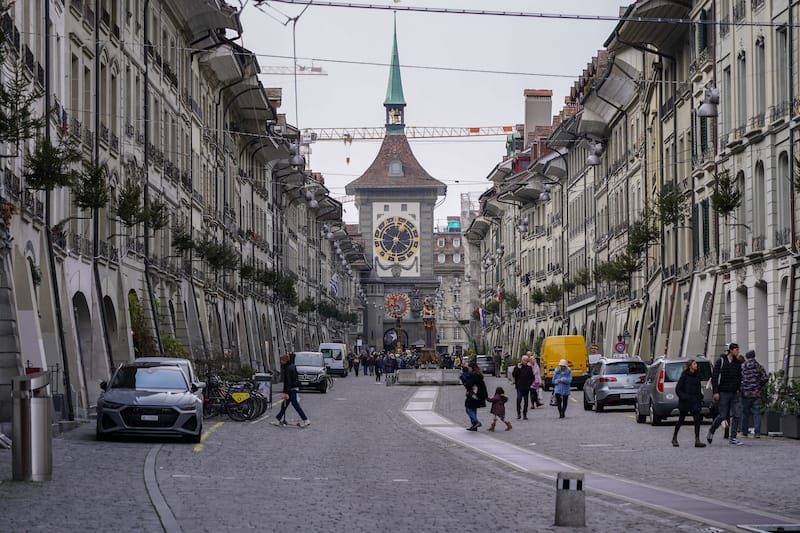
xmin=11 ymin=371 xmax=52 ymax=482
xmin=253 ymin=372 xmax=273 ymax=407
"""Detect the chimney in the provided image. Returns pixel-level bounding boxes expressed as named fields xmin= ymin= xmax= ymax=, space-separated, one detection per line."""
xmin=523 ymin=89 xmax=553 ymax=148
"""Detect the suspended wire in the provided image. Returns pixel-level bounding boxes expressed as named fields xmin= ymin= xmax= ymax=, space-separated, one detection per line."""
xmin=257 ymin=1 xmax=800 ymax=28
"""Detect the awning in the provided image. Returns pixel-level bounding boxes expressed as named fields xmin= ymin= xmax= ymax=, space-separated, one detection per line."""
xmin=315 ymin=196 xmax=343 ymax=222
xmin=577 ymin=108 xmax=609 ymax=139
xmin=202 ymin=44 xmax=245 ymax=83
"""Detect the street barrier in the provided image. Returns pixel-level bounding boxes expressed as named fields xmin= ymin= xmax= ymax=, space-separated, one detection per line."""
xmin=11 ymin=371 xmax=52 ymax=482
xmin=554 ymin=471 xmax=585 ymax=527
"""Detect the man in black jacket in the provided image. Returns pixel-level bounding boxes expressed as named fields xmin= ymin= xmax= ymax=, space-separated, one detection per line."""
xmin=512 ymin=354 xmax=535 ymax=420
xmin=272 ymin=353 xmax=311 ymax=427
xmin=707 ymin=343 xmax=743 ymax=445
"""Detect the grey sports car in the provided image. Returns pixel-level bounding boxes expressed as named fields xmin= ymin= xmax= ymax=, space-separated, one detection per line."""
xmin=96 ymin=362 xmax=203 ymax=443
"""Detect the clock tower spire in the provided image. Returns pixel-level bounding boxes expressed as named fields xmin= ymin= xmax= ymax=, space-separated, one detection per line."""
xmin=384 ymin=14 xmax=406 ymax=134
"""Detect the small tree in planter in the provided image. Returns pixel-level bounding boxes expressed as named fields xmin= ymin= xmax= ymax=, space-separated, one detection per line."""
xmin=780 ymin=377 xmax=800 ymax=439
xmin=761 ymin=370 xmax=787 ymax=434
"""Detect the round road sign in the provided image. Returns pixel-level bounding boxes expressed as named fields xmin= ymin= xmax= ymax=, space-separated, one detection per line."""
xmin=614 ymin=342 xmax=626 ymax=354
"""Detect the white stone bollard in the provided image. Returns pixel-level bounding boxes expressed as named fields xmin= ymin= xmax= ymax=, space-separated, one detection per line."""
xmin=554 ymin=471 xmax=585 ymax=527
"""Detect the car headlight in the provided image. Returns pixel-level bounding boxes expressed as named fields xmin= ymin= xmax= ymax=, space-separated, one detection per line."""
xmin=101 ymin=400 xmax=124 ymax=409
xmin=178 ymin=402 xmax=199 ymax=411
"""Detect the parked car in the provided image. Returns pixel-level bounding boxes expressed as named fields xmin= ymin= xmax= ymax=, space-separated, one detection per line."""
xmin=583 ymin=357 xmax=648 ymax=412
xmin=96 ymin=362 xmax=203 ymax=442
xmin=135 ymin=357 xmax=205 ymax=397
xmin=635 ymin=357 xmax=713 ymax=425
xmin=474 ymin=355 xmax=496 ymax=375
xmin=293 ymin=351 xmax=329 ymax=393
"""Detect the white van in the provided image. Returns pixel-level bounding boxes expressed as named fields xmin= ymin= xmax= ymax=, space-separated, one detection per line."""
xmin=319 ymin=342 xmax=348 ymax=377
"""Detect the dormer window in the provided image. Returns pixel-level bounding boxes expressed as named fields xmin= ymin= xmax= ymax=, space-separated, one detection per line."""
xmin=389 ymin=159 xmax=403 ymax=176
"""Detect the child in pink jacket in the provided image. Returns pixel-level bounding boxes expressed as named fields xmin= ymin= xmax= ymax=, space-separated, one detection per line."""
xmin=486 ymin=386 xmax=512 ymax=431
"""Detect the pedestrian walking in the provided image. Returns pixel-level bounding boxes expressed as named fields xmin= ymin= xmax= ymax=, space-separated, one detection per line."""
xmin=512 ymin=354 xmax=534 ymax=419
xmin=672 ymin=359 xmax=707 ymax=448
xmin=272 ymin=353 xmax=310 ymax=427
xmin=460 ymin=361 xmax=487 ymax=430
xmin=529 ymin=355 xmax=544 ymax=408
xmin=486 ymin=386 xmax=512 ymax=432
xmin=707 ymin=342 xmax=744 ymax=445
xmin=374 ymin=355 xmax=383 ymax=383
xmin=553 ymin=359 xmax=572 ymax=419
xmin=740 ymin=350 xmax=769 ymax=438
xmin=352 ymin=353 xmax=360 ymax=376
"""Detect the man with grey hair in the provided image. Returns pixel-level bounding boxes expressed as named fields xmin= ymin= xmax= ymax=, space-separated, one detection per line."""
xmin=512 ymin=353 xmax=534 ymax=420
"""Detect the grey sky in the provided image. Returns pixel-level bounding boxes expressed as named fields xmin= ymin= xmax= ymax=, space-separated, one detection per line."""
xmin=240 ymin=1 xmax=629 ymax=225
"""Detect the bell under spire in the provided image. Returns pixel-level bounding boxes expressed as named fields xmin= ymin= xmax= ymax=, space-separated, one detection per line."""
xmin=384 ymin=15 xmax=406 ymax=134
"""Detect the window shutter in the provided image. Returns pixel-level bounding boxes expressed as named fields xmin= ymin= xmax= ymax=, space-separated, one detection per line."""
xmin=702 ymin=199 xmax=710 ymax=255
xmin=692 ymin=203 xmax=700 ymax=259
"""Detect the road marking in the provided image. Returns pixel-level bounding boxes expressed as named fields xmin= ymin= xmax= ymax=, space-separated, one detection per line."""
xmin=578 ymin=444 xmax=613 ymax=447
xmin=281 ymin=477 xmax=301 ymax=481
xmin=193 ymin=421 xmax=224 ymax=452
xmin=392 ymin=479 xmax=409 ymax=482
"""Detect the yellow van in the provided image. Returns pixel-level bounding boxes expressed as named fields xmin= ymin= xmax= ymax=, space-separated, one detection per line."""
xmin=540 ymin=335 xmax=589 ymax=391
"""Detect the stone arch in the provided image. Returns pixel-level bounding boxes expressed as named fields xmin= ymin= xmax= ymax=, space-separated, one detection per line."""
xmin=73 ymin=291 xmax=104 ymax=404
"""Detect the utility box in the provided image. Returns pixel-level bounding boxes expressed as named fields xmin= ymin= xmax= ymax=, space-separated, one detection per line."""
xmin=11 ymin=371 xmax=52 ymax=482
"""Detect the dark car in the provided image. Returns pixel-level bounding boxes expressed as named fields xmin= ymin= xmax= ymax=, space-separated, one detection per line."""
xmin=474 ymin=355 xmax=496 ymax=375
xmin=635 ymin=357 xmax=713 ymax=425
xmin=96 ymin=362 xmax=203 ymax=443
xmin=583 ymin=357 xmax=647 ymax=412
xmin=293 ymin=351 xmax=329 ymax=393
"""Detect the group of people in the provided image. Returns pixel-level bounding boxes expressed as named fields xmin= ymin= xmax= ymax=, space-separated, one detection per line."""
xmin=345 ymin=351 xmax=417 ymax=379
xmin=459 ymin=351 xmax=575 ymax=431
xmin=672 ymin=342 xmax=769 ymax=447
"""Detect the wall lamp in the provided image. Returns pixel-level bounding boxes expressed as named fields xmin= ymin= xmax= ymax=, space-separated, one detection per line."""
xmin=697 ymin=86 xmax=719 ymax=118
xmin=586 ymin=142 xmax=604 ymax=166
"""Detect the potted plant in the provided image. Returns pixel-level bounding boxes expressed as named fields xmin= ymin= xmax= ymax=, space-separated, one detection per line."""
xmin=780 ymin=377 xmax=800 ymax=439
xmin=761 ymin=370 xmax=785 ymax=435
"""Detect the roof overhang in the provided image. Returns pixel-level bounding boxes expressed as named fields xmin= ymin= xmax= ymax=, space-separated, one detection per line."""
xmin=463 ymin=216 xmax=494 ymax=243
xmin=605 ymin=0 xmax=692 ymax=52
xmin=579 ymin=57 xmax=640 ymax=134
xmin=315 ymin=196 xmax=343 ymax=222
xmin=166 ymin=0 xmax=242 ymax=44
xmin=203 ymin=44 xmax=245 ymax=83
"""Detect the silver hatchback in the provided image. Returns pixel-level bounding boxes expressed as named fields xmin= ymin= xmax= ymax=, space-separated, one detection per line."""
xmin=635 ymin=357 xmax=713 ymax=425
xmin=583 ymin=357 xmax=647 ymax=412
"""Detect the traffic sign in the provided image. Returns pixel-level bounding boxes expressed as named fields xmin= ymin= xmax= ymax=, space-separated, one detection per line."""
xmin=614 ymin=342 xmax=626 ymax=354
xmin=590 ymin=344 xmax=600 ymax=354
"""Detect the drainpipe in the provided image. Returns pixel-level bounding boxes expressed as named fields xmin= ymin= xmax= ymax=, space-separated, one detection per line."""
xmin=93 ymin=0 xmax=113 ymax=370
xmin=783 ymin=1 xmax=797 ymax=379
xmin=143 ymin=0 xmax=163 ymax=353
xmin=44 ymin=0 xmax=74 ymax=420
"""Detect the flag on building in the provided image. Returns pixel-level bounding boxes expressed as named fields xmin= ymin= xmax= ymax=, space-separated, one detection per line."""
xmin=496 ymin=285 xmax=503 ymax=304
xmin=329 ymin=275 xmax=339 ymax=297
xmin=478 ymin=307 xmax=486 ymax=328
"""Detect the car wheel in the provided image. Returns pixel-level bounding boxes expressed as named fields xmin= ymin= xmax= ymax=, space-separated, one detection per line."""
xmin=583 ymin=394 xmax=592 ymax=411
xmin=594 ymin=398 xmax=605 ymax=412
xmin=95 ymin=425 xmax=107 ymax=441
xmin=635 ymin=402 xmax=647 ymax=423
xmin=649 ymin=402 xmax=662 ymax=426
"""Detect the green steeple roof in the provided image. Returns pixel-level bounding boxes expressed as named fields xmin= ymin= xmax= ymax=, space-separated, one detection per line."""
xmin=384 ymin=17 xmax=406 ymax=106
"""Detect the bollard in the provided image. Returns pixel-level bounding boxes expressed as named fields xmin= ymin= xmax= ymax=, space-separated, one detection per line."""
xmin=554 ymin=471 xmax=585 ymax=527
xmin=11 ymin=371 xmax=52 ymax=482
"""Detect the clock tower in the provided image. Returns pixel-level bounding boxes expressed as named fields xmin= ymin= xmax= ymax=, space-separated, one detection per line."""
xmin=345 ymin=20 xmax=446 ymax=354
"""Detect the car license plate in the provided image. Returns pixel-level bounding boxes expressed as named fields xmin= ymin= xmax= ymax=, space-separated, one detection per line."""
xmin=141 ymin=414 xmax=159 ymax=421
xmin=620 ymin=393 xmax=637 ymax=399
xmin=300 ymin=381 xmax=309 ymax=385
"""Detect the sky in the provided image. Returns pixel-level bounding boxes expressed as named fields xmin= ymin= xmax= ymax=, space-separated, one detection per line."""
xmin=239 ymin=1 xmax=629 ymax=226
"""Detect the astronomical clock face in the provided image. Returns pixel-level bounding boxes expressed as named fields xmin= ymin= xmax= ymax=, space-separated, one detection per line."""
xmin=373 ymin=216 xmax=420 ymax=263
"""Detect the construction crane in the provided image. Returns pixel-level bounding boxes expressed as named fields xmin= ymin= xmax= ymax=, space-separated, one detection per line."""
xmin=261 ymin=64 xmax=328 ymax=75
xmin=301 ymin=125 xmax=516 ymax=142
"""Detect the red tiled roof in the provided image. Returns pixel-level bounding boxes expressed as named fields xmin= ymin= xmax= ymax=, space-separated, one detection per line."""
xmin=345 ymin=134 xmax=446 ymax=195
